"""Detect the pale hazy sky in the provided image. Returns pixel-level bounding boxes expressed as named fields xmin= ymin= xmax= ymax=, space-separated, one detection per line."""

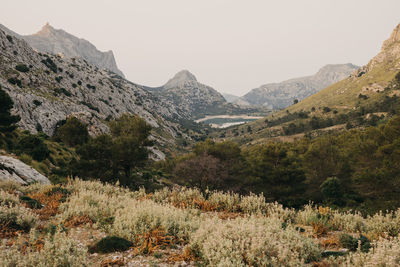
xmin=1 ymin=0 xmax=400 ymax=95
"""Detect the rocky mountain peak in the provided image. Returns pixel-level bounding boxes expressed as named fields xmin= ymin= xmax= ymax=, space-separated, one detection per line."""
xmin=382 ymin=23 xmax=400 ymax=50
xmin=164 ymin=70 xmax=197 ymax=89
xmin=36 ymin=22 xmax=54 ymax=35
xmin=0 ymin=23 xmax=125 ymax=77
xmin=367 ymin=23 xmax=400 ymax=71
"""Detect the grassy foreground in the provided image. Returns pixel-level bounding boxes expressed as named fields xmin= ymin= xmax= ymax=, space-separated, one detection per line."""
xmin=0 ymin=179 xmax=399 ymax=266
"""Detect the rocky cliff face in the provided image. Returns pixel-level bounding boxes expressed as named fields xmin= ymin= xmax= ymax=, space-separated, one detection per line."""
xmin=0 ymin=155 xmax=51 ymax=184
xmin=0 ymin=23 xmax=125 ymax=78
xmin=0 ymin=29 xmax=187 ymax=159
xmin=364 ymin=24 xmax=400 ymax=73
xmin=146 ymin=70 xmax=257 ymax=119
xmin=240 ymin=64 xmax=359 ymax=109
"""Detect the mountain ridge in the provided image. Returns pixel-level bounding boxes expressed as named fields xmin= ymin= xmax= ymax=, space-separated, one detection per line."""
xmin=146 ymin=70 xmax=259 ymax=119
xmin=238 ymin=63 xmax=359 ymax=109
xmin=0 ymin=23 xmax=125 ymax=78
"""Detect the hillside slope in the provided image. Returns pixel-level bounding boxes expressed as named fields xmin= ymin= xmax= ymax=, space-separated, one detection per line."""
xmin=285 ymin=24 xmax=400 ymax=114
xmin=217 ymin=23 xmax=400 ymax=144
xmin=240 ymin=64 xmax=359 ymax=109
xmin=0 ymin=23 xmax=125 ymax=78
xmin=0 ymin=29 xmax=188 ymax=159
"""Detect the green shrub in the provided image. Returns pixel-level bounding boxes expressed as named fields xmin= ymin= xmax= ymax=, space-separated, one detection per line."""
xmin=7 ymin=77 xmax=22 ymax=87
xmin=54 ymin=117 xmax=88 ymax=147
xmin=41 ymin=57 xmax=58 ymax=73
xmin=20 ymin=196 xmax=42 ymax=209
xmin=33 ymin=100 xmax=42 ymax=106
xmin=15 ymin=64 xmax=29 ymax=73
xmin=0 ymin=205 xmax=38 ymax=232
xmin=16 ymin=135 xmax=49 ymax=161
xmin=339 ymin=233 xmax=370 ymax=252
xmin=88 ymin=236 xmax=133 ymax=254
xmin=6 ymin=35 xmax=13 ymax=43
xmin=53 ymin=87 xmax=71 ymax=97
xmin=55 ymin=76 xmax=63 ymax=83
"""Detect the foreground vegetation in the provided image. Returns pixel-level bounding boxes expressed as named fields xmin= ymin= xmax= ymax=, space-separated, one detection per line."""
xmin=0 ymin=179 xmax=399 ymax=266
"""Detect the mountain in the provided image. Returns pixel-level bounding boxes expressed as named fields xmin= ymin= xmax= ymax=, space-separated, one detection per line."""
xmin=285 ymin=23 xmax=400 ymax=114
xmin=0 ymin=23 xmax=125 ymax=78
xmin=222 ymin=93 xmax=240 ymax=103
xmin=0 ymin=28 xmax=188 ymax=159
xmin=146 ymin=70 xmax=258 ymax=119
xmin=240 ymin=64 xmax=359 ymax=109
xmin=217 ymin=23 xmax=400 ymax=144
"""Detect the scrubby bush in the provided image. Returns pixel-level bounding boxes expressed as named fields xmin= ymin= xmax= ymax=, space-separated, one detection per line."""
xmin=344 ymin=236 xmax=400 ymax=266
xmin=88 ymin=236 xmax=133 ymax=253
xmin=15 ymin=64 xmax=29 ymax=73
xmin=190 ymin=216 xmax=321 ymax=266
xmin=0 ymin=230 xmax=89 ymax=266
xmin=0 ymin=191 xmax=20 ymax=207
xmin=110 ymin=199 xmax=200 ymax=243
xmin=41 ymin=57 xmax=58 ymax=73
xmin=0 ymin=205 xmax=38 ymax=232
xmin=7 ymin=77 xmax=22 ymax=87
xmin=16 ymin=135 xmax=49 ymax=161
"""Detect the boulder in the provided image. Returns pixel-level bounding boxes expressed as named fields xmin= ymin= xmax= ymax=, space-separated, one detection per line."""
xmin=0 ymin=155 xmax=51 ymax=184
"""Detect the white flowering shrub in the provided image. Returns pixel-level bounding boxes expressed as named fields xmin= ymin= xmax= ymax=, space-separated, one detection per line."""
xmin=0 ymin=180 xmax=21 ymax=193
xmin=0 ymin=230 xmax=89 ymax=266
xmin=207 ymin=191 xmax=240 ymax=211
xmin=344 ymin=236 xmax=400 ymax=266
xmin=0 ymin=205 xmax=38 ymax=231
xmin=57 ymin=188 xmax=131 ymax=226
xmin=110 ymin=199 xmax=201 ymax=242
xmin=151 ymin=187 xmax=204 ymax=208
xmin=0 ymin=190 xmax=20 ymax=207
xmin=21 ymin=182 xmax=50 ymax=195
xmin=364 ymin=209 xmax=400 ymax=237
xmin=190 ymin=216 xmax=321 ymax=266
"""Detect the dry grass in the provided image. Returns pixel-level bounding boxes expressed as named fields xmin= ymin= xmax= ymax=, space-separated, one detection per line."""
xmin=100 ymin=257 xmax=125 ymax=267
xmin=64 ymin=215 xmax=93 ymax=228
xmin=132 ymin=228 xmax=174 ymax=255
xmin=28 ymin=192 xmax=63 ymax=220
xmin=168 ymin=246 xmax=198 ymax=263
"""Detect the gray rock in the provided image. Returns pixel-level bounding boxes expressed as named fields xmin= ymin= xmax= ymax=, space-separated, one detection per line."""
xmin=0 ymin=155 xmax=51 ymax=184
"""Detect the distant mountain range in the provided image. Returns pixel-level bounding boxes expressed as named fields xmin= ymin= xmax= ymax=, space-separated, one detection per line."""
xmin=224 ymin=64 xmax=359 ymax=109
xmin=0 ymin=23 xmax=125 ymax=77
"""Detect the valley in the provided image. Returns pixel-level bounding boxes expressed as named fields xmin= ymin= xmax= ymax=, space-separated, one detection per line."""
xmin=195 ymin=114 xmax=265 ymax=128
xmin=1 ymin=9 xmax=400 ymax=267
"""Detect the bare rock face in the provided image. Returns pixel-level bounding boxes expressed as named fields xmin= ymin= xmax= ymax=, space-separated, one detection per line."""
xmin=0 ymin=29 xmax=189 ymax=160
xmin=0 ymin=155 xmax=51 ymax=184
xmin=0 ymin=23 xmax=125 ymax=78
xmin=241 ymin=63 xmax=359 ymax=109
xmin=368 ymin=23 xmax=400 ymax=71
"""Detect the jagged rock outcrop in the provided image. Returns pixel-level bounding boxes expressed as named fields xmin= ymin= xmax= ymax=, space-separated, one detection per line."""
xmin=365 ymin=23 xmax=400 ymax=72
xmin=240 ymin=64 xmax=359 ymax=109
xmin=0 ymin=29 xmax=188 ymax=160
xmin=0 ymin=155 xmax=51 ymax=184
xmin=0 ymin=23 xmax=125 ymax=78
xmin=146 ymin=70 xmax=257 ymax=119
